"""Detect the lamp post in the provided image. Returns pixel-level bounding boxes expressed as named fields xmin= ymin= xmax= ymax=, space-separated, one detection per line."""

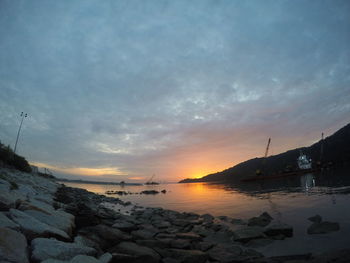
xmin=14 ymin=112 xmax=28 ymax=154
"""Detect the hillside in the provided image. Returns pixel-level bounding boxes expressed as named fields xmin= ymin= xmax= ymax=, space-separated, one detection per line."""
xmin=179 ymin=122 xmax=350 ymax=184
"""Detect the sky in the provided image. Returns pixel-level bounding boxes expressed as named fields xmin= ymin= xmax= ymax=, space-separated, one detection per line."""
xmin=0 ymin=0 xmax=349 ymax=183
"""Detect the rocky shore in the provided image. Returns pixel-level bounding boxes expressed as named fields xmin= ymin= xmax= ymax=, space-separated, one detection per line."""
xmin=0 ymin=167 xmax=349 ymax=263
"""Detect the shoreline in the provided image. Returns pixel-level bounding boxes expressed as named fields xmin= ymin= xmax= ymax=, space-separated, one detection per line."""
xmin=0 ymin=167 xmax=349 ymax=263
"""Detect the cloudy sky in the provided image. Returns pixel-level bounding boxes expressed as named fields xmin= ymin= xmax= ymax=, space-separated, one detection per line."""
xmin=0 ymin=0 xmax=349 ymax=182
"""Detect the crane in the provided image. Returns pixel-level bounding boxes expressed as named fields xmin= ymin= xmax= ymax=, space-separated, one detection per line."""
xmin=256 ymin=138 xmax=271 ymax=176
xmin=264 ymin=138 xmax=271 ymax=158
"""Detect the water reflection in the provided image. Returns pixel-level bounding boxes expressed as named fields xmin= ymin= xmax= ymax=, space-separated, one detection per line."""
xmin=63 ymin=167 xmax=350 ymax=256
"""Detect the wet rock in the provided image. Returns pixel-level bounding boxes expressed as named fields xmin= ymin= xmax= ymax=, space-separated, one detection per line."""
xmin=175 ymin=232 xmax=201 ymax=241
xmin=308 ymin=214 xmax=322 ymax=223
xmin=112 ymin=220 xmax=137 ymax=232
xmin=141 ymin=190 xmax=159 ymax=195
xmin=110 ymin=241 xmax=161 ymax=263
xmin=31 ymin=237 xmax=96 ymax=262
xmin=0 ymin=211 xmax=19 ymax=230
xmin=0 ymin=227 xmax=29 ymax=263
xmin=246 ymin=238 xmax=274 ymax=248
xmin=264 ymin=223 xmax=293 ymax=237
xmin=232 ymin=226 xmax=265 ymax=242
xmin=9 ymin=208 xmax=70 ymax=241
xmin=307 ymin=221 xmax=340 ymax=234
xmin=167 ymin=249 xmax=208 ymax=263
xmin=248 ymin=212 xmax=273 ymax=227
xmin=161 ymin=190 xmax=167 ymax=194
xmin=207 ymin=244 xmax=242 ymax=262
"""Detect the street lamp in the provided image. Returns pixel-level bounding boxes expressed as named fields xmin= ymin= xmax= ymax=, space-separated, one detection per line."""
xmin=14 ymin=112 xmax=28 ymax=154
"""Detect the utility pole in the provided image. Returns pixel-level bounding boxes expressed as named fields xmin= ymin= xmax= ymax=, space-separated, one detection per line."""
xmin=14 ymin=112 xmax=28 ymax=154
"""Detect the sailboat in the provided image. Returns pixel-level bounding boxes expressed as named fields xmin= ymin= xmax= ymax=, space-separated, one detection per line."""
xmin=145 ymin=174 xmax=159 ymax=185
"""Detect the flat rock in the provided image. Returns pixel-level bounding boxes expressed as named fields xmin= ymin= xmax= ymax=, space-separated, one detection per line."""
xmin=167 ymin=249 xmax=208 ymax=263
xmin=9 ymin=208 xmax=70 ymax=240
xmin=24 ymin=208 xmax=75 ymax=236
xmin=264 ymin=223 xmax=293 ymax=237
xmin=232 ymin=226 xmax=265 ymax=242
xmin=31 ymin=237 xmax=96 ymax=262
xmin=0 ymin=212 xmax=19 ymax=230
xmin=110 ymin=241 xmax=160 ymax=263
xmin=0 ymin=227 xmax=29 ymax=263
xmin=307 ymin=221 xmax=340 ymax=234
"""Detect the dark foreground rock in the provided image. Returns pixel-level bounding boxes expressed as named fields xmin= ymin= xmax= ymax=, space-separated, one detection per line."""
xmin=307 ymin=221 xmax=340 ymax=234
xmin=1 ymin=167 xmax=348 ymax=263
xmin=0 ymin=227 xmax=29 ymax=263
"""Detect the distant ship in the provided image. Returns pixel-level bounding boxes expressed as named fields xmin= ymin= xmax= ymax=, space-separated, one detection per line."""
xmin=297 ymin=151 xmax=312 ymax=169
xmin=145 ymin=174 xmax=159 ymax=185
xmin=242 ymin=140 xmax=315 ymax=182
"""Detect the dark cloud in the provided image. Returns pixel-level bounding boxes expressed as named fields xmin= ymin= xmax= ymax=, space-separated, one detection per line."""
xmin=0 ymin=0 xmax=349 ymax=181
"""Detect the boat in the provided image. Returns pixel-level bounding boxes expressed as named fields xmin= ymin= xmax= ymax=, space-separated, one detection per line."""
xmin=297 ymin=151 xmax=312 ymax=169
xmin=145 ymin=174 xmax=159 ymax=185
xmin=242 ymin=140 xmax=315 ymax=182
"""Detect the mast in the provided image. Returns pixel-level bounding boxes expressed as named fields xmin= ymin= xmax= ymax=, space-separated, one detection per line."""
xmin=320 ymin=132 xmax=324 ymax=164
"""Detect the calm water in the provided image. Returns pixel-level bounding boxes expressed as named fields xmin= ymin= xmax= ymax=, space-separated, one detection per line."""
xmin=63 ymin=168 xmax=350 ymax=256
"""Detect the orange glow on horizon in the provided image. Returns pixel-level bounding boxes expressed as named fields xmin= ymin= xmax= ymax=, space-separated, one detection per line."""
xmin=30 ymin=162 xmax=123 ymax=177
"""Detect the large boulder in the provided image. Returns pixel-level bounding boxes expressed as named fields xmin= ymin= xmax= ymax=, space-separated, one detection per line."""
xmin=24 ymin=209 xmax=75 ymax=236
xmin=0 ymin=212 xmax=19 ymax=230
xmin=31 ymin=237 xmax=96 ymax=262
xmin=307 ymin=221 xmax=340 ymax=234
xmin=0 ymin=227 xmax=29 ymax=263
xmin=9 ymin=209 xmax=70 ymax=240
xmin=264 ymin=223 xmax=293 ymax=237
xmin=248 ymin=212 xmax=273 ymax=227
xmin=110 ymin=241 xmax=161 ymax=263
xmin=232 ymin=226 xmax=265 ymax=242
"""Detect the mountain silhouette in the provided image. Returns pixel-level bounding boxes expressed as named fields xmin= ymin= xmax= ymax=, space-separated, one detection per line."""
xmin=179 ymin=123 xmax=350 ymax=184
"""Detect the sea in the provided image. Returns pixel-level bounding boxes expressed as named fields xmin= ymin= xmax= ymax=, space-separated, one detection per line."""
xmin=63 ymin=167 xmax=350 ymax=256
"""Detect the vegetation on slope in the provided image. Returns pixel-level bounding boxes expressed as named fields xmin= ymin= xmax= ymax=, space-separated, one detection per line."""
xmin=0 ymin=141 xmax=32 ymax=173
